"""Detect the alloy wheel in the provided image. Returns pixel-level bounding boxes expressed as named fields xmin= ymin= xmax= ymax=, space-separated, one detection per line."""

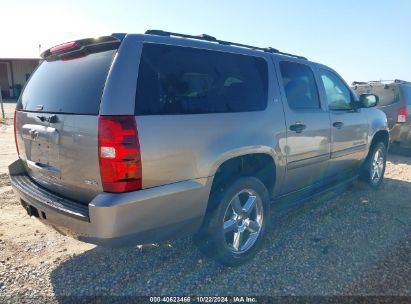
xmin=370 ymin=147 xmax=385 ymax=184
xmin=222 ymin=189 xmax=264 ymax=254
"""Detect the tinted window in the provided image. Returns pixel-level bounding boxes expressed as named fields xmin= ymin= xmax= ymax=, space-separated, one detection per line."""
xmin=401 ymin=86 xmax=411 ymax=105
xmin=401 ymin=85 xmax=411 ymax=114
xmin=375 ymin=87 xmax=398 ymax=106
xmin=320 ymin=70 xmax=352 ymax=110
xmin=20 ymin=50 xmax=116 ymax=114
xmin=135 ymin=44 xmax=268 ymax=115
xmin=354 ymin=85 xmax=398 ymax=107
xmin=279 ymin=61 xmax=320 ymax=110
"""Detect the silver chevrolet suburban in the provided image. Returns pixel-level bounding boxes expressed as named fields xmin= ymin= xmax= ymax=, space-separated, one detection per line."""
xmin=9 ymin=31 xmax=389 ymax=266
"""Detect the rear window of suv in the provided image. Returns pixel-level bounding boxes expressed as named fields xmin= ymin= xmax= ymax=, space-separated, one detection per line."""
xmin=135 ymin=44 xmax=268 ymax=115
xmin=354 ymin=85 xmax=398 ymax=107
xmin=19 ymin=50 xmax=116 ymax=114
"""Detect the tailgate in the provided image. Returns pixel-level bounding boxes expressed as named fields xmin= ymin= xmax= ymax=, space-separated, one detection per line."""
xmin=15 ymin=42 xmax=118 ymax=204
xmin=16 ymin=112 xmax=101 ymax=203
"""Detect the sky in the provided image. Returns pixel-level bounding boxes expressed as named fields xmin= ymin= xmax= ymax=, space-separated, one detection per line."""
xmin=1 ymin=0 xmax=410 ymax=84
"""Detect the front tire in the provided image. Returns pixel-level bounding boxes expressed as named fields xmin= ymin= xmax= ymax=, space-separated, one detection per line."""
xmin=195 ymin=177 xmax=270 ymax=266
xmin=361 ymin=142 xmax=387 ymax=189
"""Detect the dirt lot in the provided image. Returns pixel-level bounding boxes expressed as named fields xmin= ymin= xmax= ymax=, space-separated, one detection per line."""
xmin=0 ymin=102 xmax=410 ymax=301
xmin=0 ymin=102 xmax=17 ymax=174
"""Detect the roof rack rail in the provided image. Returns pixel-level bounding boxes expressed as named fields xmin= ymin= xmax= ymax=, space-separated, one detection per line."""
xmin=352 ymin=79 xmax=411 ymax=86
xmin=351 ymin=81 xmax=369 ymax=85
xmin=145 ymin=30 xmax=307 ymax=60
xmin=394 ymin=79 xmax=411 ymax=85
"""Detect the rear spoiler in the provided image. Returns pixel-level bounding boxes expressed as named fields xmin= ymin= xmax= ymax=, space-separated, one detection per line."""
xmin=41 ymin=35 xmax=125 ymax=62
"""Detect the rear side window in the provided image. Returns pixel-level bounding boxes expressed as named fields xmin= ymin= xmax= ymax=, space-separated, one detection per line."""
xmin=279 ymin=61 xmax=320 ymax=110
xmin=401 ymin=86 xmax=411 ymax=105
xmin=354 ymin=85 xmax=398 ymax=107
xmin=135 ymin=44 xmax=268 ymax=115
xmin=376 ymin=87 xmax=398 ymax=106
xmin=401 ymin=85 xmax=411 ymax=113
xmin=20 ymin=50 xmax=116 ymax=114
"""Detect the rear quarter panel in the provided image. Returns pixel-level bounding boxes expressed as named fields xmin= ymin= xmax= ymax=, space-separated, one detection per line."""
xmin=137 ymin=103 xmax=286 ymax=190
xmin=111 ymin=36 xmax=288 ymax=192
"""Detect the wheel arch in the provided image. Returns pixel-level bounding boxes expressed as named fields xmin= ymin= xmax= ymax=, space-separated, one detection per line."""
xmin=204 ymin=152 xmax=278 ymax=217
xmin=370 ymin=129 xmax=389 ymax=151
xmin=361 ymin=129 xmax=389 ymax=172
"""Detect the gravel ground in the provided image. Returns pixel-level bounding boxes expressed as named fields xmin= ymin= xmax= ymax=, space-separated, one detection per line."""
xmin=0 ymin=102 xmax=410 ymax=301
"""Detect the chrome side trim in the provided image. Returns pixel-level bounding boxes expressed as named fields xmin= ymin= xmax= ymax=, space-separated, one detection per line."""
xmin=331 ymin=144 xmax=367 ymax=159
xmin=287 ymin=153 xmax=329 ymax=170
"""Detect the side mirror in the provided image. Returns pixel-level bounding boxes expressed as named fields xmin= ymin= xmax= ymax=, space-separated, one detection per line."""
xmin=359 ymin=94 xmax=379 ymax=108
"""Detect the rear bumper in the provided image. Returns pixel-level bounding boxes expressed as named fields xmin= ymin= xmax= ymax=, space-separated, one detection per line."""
xmin=390 ymin=123 xmax=411 ymax=148
xmin=9 ymin=159 xmax=212 ymax=246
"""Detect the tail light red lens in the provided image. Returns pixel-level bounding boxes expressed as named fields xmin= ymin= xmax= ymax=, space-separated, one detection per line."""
xmin=398 ymin=107 xmax=408 ymax=123
xmin=98 ymin=116 xmax=142 ymax=192
xmin=14 ymin=111 xmax=20 ymax=155
xmin=50 ymin=41 xmax=77 ymax=53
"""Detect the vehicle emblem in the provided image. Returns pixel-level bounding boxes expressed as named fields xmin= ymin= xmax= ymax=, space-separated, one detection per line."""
xmin=84 ymin=180 xmax=98 ymax=186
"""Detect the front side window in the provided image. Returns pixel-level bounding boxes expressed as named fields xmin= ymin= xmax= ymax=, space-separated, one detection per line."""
xmin=401 ymin=86 xmax=411 ymax=114
xmin=135 ymin=44 xmax=268 ymax=115
xmin=279 ymin=61 xmax=320 ymax=110
xmin=320 ymin=70 xmax=352 ymax=111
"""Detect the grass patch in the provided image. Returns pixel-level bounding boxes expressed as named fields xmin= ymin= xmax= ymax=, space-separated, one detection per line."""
xmin=0 ymin=117 xmax=7 ymax=124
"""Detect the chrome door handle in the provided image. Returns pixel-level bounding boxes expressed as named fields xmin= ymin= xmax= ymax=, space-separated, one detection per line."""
xmin=332 ymin=122 xmax=344 ymax=129
xmin=289 ymin=123 xmax=306 ymax=133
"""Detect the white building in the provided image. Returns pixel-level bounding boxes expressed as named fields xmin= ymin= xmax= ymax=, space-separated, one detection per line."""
xmin=0 ymin=58 xmax=39 ymax=99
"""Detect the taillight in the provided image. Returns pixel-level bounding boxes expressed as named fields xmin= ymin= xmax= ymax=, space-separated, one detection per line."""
xmin=98 ymin=116 xmax=142 ymax=193
xmin=50 ymin=41 xmax=77 ymax=53
xmin=398 ymin=107 xmax=408 ymax=123
xmin=14 ymin=111 xmax=19 ymax=155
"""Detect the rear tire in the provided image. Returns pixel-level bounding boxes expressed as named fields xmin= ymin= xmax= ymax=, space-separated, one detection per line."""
xmin=360 ymin=142 xmax=387 ymax=189
xmin=194 ymin=177 xmax=270 ymax=266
